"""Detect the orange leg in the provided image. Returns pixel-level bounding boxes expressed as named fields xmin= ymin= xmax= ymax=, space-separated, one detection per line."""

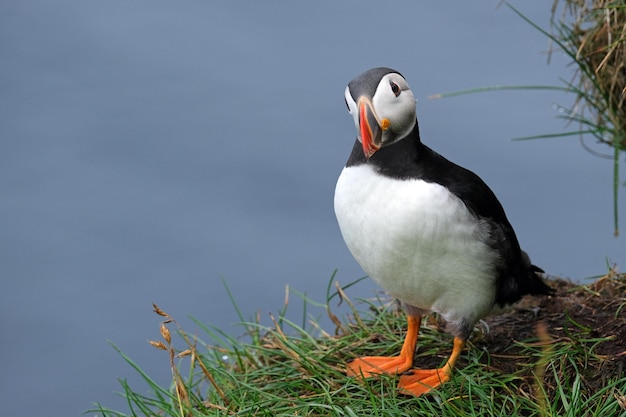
xmin=398 ymin=336 xmax=466 ymax=397
xmin=347 ymin=315 xmax=420 ymax=378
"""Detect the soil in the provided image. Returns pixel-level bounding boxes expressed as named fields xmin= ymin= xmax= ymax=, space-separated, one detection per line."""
xmin=467 ymin=273 xmax=625 ymax=394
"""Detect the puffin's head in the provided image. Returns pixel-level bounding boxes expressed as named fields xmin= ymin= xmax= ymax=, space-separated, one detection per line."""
xmin=345 ymin=67 xmax=417 ymax=159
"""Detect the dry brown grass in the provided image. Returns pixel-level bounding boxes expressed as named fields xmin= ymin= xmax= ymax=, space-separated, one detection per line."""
xmin=550 ymin=0 xmax=626 ymax=150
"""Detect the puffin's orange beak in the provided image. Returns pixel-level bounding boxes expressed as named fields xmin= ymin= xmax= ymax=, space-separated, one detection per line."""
xmin=358 ymin=97 xmax=383 ymax=159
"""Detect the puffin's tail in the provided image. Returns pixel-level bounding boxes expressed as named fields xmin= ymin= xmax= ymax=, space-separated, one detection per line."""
xmin=522 ymin=251 xmax=555 ymax=296
xmin=527 ymin=263 xmax=555 ymax=296
xmin=495 ymin=251 xmax=555 ymax=307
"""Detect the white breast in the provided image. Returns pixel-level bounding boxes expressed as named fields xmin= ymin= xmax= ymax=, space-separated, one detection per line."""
xmin=334 ymin=164 xmax=498 ymax=327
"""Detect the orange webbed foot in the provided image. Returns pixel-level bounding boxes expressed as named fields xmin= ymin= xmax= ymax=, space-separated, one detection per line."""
xmin=346 ymin=315 xmax=421 ymax=379
xmin=397 ymin=336 xmax=466 ymax=397
xmin=398 ymin=367 xmax=451 ymax=396
xmin=347 ymin=355 xmax=413 ymax=378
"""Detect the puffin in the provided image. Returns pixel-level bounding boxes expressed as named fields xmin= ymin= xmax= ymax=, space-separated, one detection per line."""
xmin=334 ymin=67 xmax=553 ymax=397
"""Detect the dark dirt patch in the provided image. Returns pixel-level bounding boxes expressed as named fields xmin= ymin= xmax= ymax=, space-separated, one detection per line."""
xmin=472 ymin=273 xmax=626 ymax=394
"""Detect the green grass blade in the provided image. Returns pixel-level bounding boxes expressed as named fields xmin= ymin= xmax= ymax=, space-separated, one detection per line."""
xmin=429 ymin=84 xmax=568 ymax=100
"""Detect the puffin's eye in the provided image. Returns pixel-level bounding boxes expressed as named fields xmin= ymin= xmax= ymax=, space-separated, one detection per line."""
xmin=390 ymin=81 xmax=401 ymax=97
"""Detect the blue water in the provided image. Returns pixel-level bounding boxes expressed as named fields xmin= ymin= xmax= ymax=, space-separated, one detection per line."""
xmin=1 ymin=1 xmax=623 ymax=416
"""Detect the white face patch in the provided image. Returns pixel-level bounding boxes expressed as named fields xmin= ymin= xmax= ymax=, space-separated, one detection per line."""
xmin=372 ymin=74 xmax=417 ymax=143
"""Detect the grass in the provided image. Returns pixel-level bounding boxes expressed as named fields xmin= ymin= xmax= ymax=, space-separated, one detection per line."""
xmin=432 ymin=2 xmax=626 ymax=236
xmin=90 ymin=270 xmax=626 ymax=416
xmin=523 ymin=0 xmax=625 ymax=237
